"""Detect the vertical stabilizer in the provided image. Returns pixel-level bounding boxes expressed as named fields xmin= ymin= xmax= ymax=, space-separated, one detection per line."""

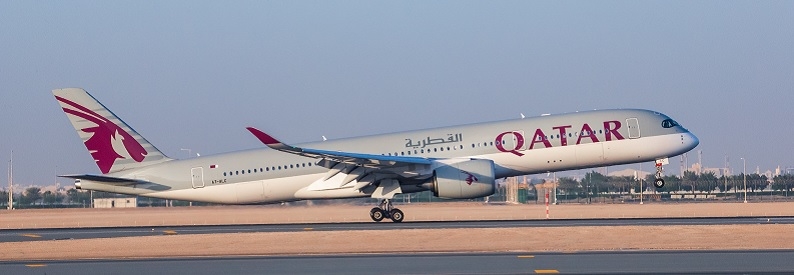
xmin=53 ymin=88 xmax=171 ymax=174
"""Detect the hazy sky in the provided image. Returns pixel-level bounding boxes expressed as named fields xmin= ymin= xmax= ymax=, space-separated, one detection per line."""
xmin=2 ymin=1 xmax=792 ymax=187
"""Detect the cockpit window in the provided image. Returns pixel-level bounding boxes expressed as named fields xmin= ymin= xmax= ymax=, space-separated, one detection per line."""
xmin=661 ymin=119 xmax=679 ymax=128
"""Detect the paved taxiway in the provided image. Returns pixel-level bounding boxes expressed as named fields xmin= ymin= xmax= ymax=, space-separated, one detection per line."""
xmin=3 ymin=216 xmax=793 ymax=242
xmin=4 ymin=250 xmax=794 ymax=274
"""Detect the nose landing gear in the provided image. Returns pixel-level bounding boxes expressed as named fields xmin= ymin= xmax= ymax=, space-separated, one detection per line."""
xmin=369 ymin=199 xmax=404 ymax=223
xmin=654 ymin=161 xmax=665 ymax=188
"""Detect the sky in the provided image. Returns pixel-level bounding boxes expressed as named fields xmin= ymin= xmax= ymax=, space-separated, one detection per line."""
xmin=1 ymin=1 xmax=793 ymax=187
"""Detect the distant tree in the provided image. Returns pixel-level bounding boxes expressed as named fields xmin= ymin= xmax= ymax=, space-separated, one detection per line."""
xmin=584 ymin=171 xmax=608 ymax=195
xmin=717 ymin=175 xmax=732 ymax=193
xmin=0 ymin=190 xmax=7 ymax=207
xmin=772 ymin=175 xmax=794 ymax=193
xmin=608 ymin=176 xmax=634 ymax=194
xmin=42 ymin=191 xmax=58 ymax=205
xmin=697 ymin=172 xmax=719 ymax=193
xmin=746 ymin=174 xmax=768 ymax=192
xmin=24 ymin=187 xmax=42 ymax=206
xmin=650 ymin=175 xmax=681 ymax=194
xmin=557 ymin=177 xmax=580 ymax=195
xmin=682 ymin=171 xmax=699 ymax=193
xmin=66 ymin=188 xmax=91 ymax=206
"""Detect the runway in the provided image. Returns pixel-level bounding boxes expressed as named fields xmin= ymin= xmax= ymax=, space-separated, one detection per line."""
xmin=2 ymin=216 xmax=792 ymax=242
xmin=4 ymin=250 xmax=794 ymax=274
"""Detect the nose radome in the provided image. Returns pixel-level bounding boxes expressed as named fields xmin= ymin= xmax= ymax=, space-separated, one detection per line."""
xmin=687 ymin=132 xmax=700 ymax=150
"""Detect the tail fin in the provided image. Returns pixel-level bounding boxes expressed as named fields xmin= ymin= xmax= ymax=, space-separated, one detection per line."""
xmin=53 ymin=88 xmax=171 ymax=174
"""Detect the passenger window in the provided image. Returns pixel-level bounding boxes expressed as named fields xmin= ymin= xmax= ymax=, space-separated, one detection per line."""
xmin=223 ymin=172 xmax=227 ymax=176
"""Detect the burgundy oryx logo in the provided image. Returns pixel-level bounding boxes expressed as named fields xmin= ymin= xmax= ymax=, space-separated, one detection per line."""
xmin=56 ymin=96 xmax=148 ymax=174
xmin=462 ymin=171 xmax=479 ymax=185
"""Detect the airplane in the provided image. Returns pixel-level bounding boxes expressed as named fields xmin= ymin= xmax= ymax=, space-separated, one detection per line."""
xmin=53 ymin=88 xmax=699 ymax=222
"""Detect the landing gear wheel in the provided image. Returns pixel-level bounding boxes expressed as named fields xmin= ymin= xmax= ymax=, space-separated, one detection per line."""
xmin=370 ymin=207 xmax=384 ymax=222
xmin=654 ymin=161 xmax=665 ymax=189
xmin=654 ymin=178 xmax=665 ymax=188
xmin=370 ymin=199 xmax=404 ymax=223
xmin=390 ymin=209 xmax=404 ymax=223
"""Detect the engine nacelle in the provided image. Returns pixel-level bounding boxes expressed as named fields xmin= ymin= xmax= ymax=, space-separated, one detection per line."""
xmin=430 ymin=159 xmax=496 ymax=199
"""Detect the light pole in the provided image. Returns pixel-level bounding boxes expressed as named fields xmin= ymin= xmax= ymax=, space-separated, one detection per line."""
xmin=639 ymin=163 xmax=643 ymax=205
xmin=741 ymin=157 xmax=747 ymax=203
xmin=553 ymin=172 xmax=558 ymax=205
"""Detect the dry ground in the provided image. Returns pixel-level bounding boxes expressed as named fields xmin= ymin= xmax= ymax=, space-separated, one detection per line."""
xmin=2 ymin=202 xmax=794 ymax=261
xmin=2 ymin=201 xmax=793 ymax=229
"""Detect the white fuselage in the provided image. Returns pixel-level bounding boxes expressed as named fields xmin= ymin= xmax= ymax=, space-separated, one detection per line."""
xmin=75 ymin=109 xmax=698 ymax=204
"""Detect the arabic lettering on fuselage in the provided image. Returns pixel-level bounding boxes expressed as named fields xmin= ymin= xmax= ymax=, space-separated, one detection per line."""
xmin=495 ymin=120 xmax=625 ymax=156
xmin=405 ymin=134 xmax=463 ymax=148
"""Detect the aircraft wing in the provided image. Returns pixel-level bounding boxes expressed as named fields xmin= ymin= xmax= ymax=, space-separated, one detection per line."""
xmin=246 ymin=127 xmax=433 ymax=168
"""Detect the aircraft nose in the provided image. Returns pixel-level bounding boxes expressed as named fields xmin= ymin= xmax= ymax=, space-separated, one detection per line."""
xmin=686 ymin=132 xmax=700 ymax=150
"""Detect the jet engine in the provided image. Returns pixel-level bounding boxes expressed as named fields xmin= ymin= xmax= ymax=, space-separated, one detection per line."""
xmin=427 ymin=159 xmax=496 ymax=199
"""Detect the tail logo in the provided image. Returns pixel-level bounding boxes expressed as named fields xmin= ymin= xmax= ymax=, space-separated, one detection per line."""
xmin=55 ymin=96 xmax=147 ymax=173
xmin=462 ymin=171 xmax=478 ymax=185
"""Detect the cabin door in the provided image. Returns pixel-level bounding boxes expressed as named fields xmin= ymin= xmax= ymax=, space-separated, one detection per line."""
xmin=626 ymin=118 xmax=641 ymax=139
xmin=191 ymin=167 xmax=205 ymax=188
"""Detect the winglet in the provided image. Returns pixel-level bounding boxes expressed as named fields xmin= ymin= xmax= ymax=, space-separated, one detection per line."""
xmin=246 ymin=127 xmax=292 ymax=150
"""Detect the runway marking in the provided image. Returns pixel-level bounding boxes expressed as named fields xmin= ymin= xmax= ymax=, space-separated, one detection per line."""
xmin=517 ymin=255 xmax=535 ymax=258
xmin=163 ymin=230 xmax=178 ymax=235
xmin=303 ymin=228 xmax=314 ymax=231
xmin=25 ymin=264 xmax=46 ymax=267
xmin=534 ymin=269 xmax=559 ymax=274
xmin=20 ymin=234 xmax=41 ymax=238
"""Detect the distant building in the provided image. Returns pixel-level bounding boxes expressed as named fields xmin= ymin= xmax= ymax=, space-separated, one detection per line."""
xmin=608 ymin=168 xmax=650 ymax=179
xmin=687 ymin=163 xmax=730 ymax=177
xmin=93 ymin=198 xmax=137 ymax=208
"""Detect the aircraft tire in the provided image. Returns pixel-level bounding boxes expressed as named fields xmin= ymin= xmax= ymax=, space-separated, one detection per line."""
xmin=654 ymin=178 xmax=665 ymax=188
xmin=370 ymin=208 xmax=385 ymax=222
xmin=390 ymin=209 xmax=404 ymax=223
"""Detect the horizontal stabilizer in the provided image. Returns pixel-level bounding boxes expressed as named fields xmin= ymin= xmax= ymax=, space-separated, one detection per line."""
xmin=58 ymin=174 xmax=144 ymax=186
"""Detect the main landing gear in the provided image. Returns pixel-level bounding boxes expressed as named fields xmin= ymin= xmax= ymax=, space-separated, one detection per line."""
xmin=370 ymin=199 xmax=404 ymax=223
xmin=654 ymin=162 xmax=665 ymax=188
